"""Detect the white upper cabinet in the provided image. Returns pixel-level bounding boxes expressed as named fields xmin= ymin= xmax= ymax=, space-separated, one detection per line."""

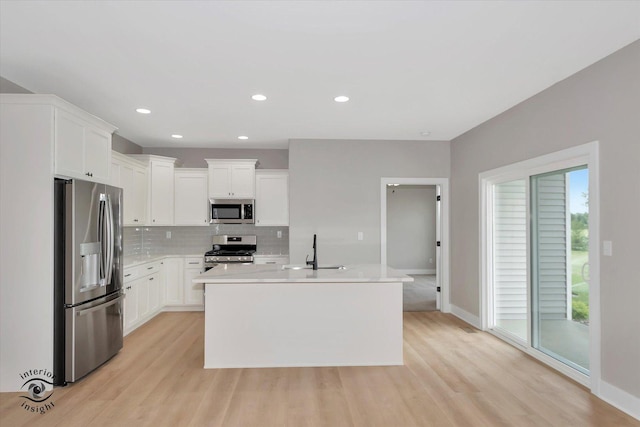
xmin=255 ymin=170 xmax=289 ymax=226
xmin=54 ymin=106 xmax=115 ymax=184
xmin=130 ymin=155 xmax=179 ymax=225
xmin=112 ymin=152 xmax=147 ymax=226
xmin=174 ymin=169 xmax=209 ymax=226
xmin=206 ymin=159 xmax=257 ymax=199
xmin=0 ymin=95 xmax=118 ymax=185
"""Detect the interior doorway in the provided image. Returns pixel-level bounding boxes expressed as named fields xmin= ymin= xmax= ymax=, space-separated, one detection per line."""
xmin=381 ymin=178 xmax=450 ymax=313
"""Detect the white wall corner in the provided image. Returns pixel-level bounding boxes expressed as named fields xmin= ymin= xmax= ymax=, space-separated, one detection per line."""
xmin=450 ymin=304 xmax=482 ymax=329
xmin=597 ymin=380 xmax=640 ymax=421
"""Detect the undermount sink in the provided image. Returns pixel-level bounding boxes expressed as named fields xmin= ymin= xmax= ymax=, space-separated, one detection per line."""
xmin=282 ymin=264 xmax=346 ymax=270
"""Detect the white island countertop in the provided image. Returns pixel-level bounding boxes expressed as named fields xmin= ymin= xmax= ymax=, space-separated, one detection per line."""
xmin=198 ymin=263 xmax=408 ymax=369
xmin=193 ymin=263 xmax=414 ymax=284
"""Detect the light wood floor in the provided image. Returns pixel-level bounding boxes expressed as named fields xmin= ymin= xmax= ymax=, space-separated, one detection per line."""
xmin=1 ymin=312 xmax=637 ymax=427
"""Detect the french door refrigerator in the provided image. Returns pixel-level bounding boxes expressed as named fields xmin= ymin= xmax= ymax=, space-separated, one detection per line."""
xmin=54 ymin=178 xmax=124 ymax=385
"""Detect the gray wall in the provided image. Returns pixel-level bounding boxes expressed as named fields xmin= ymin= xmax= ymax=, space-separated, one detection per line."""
xmin=143 ymin=147 xmax=288 ymax=169
xmin=0 ymin=76 xmax=31 ymax=93
xmin=112 ymin=134 xmax=143 ymax=154
xmin=450 ymin=41 xmax=640 ymax=398
xmin=289 ymin=139 xmax=449 ymax=266
xmin=1 ymin=76 xmax=146 ymax=155
xmin=386 ymin=185 xmax=436 ymax=271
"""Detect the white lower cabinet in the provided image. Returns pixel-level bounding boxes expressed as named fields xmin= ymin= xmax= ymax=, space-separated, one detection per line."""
xmin=123 ymin=256 xmax=205 ymax=333
xmin=164 ymin=257 xmax=184 ymax=306
xmin=123 ymin=260 xmax=165 ymax=336
xmin=123 ymin=271 xmax=139 ymax=332
xmin=183 ymin=257 xmax=204 ymax=306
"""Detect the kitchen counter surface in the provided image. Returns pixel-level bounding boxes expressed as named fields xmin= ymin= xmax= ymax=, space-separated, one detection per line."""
xmin=194 ymin=263 xmax=413 ymax=284
xmin=123 ymin=254 xmax=202 ymax=268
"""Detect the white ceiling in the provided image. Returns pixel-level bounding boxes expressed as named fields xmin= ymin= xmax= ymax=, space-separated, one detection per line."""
xmin=1 ymin=1 xmax=638 ymax=149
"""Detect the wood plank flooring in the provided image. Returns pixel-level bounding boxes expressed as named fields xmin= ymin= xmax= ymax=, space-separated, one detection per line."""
xmin=1 ymin=311 xmax=637 ymax=426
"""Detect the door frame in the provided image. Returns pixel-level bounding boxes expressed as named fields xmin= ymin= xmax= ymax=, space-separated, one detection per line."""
xmin=380 ymin=177 xmax=450 ymax=313
xmin=479 ymin=141 xmax=600 ymax=391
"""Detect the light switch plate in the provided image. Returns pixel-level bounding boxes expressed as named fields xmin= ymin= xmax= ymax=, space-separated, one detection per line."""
xmin=603 ymin=240 xmax=612 ymax=256
xmin=358 ymin=231 xmax=364 ymax=241
xmin=166 ymin=231 xmax=171 ymax=239
xmin=277 ymin=230 xmax=282 ymax=239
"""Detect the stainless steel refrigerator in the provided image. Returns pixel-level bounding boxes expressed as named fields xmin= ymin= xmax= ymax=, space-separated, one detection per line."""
xmin=54 ymin=178 xmax=124 ymax=385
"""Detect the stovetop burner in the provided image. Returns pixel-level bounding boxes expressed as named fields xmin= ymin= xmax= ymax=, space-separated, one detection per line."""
xmin=205 ymin=249 xmax=256 ymax=257
xmin=203 ymin=235 xmax=257 ymax=266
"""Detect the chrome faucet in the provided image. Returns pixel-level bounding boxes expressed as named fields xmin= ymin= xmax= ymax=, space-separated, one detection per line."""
xmin=306 ymin=234 xmax=318 ymax=270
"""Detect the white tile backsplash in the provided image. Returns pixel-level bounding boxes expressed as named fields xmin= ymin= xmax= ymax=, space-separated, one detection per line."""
xmin=123 ymin=225 xmax=288 ymax=258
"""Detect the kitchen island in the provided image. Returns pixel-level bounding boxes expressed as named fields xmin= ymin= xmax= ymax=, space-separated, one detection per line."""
xmin=193 ymin=264 xmax=412 ymax=369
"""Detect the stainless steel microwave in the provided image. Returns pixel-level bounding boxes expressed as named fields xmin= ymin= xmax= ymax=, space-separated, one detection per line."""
xmin=209 ymin=199 xmax=254 ymax=224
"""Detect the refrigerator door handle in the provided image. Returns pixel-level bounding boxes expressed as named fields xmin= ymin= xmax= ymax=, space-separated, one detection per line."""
xmin=76 ymin=294 xmax=124 ymax=317
xmin=105 ymin=195 xmax=115 ymax=286
xmin=98 ymin=195 xmax=105 ymax=284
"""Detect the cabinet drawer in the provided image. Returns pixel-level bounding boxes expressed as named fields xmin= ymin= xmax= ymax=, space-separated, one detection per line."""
xmin=141 ymin=261 xmax=162 ymax=276
xmin=253 ymin=256 xmax=289 ymax=265
xmin=184 ymin=257 xmax=203 ymax=269
xmin=123 ymin=266 xmax=140 ymax=283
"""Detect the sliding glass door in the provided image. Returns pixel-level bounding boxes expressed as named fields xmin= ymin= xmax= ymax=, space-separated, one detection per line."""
xmin=482 ymin=142 xmax=598 ymax=384
xmin=492 ymin=179 xmax=528 ymax=342
xmin=531 ymin=166 xmax=589 ymax=374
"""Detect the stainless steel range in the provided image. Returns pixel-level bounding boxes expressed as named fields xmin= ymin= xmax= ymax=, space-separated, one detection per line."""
xmin=204 ymin=235 xmax=257 ymax=271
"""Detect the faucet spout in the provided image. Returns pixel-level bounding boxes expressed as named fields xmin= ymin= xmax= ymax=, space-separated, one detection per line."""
xmin=306 ymin=234 xmax=318 ymax=270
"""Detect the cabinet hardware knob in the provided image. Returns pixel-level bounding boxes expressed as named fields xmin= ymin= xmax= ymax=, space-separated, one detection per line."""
xmin=149 ymin=278 xmax=154 ymax=281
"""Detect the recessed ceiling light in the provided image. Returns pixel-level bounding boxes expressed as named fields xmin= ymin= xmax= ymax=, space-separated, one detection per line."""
xmin=171 ymin=134 xmax=183 ymax=139
xmin=420 ymin=131 xmax=431 ymax=136
xmin=238 ymin=136 xmax=249 ymax=140
xmin=334 ymin=95 xmax=349 ymax=103
xmin=251 ymin=94 xmax=267 ymax=101
xmin=136 ymin=108 xmax=151 ymax=114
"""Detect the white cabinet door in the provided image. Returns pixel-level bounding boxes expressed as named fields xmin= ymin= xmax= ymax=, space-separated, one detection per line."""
xmin=54 ymin=108 xmax=112 ymax=183
xmin=206 ymin=160 xmax=256 ymax=199
xmin=119 ymin=162 xmax=136 ymax=225
xmin=255 ymin=170 xmax=289 ymax=226
xmin=110 ymin=158 xmax=122 ymax=188
xmin=84 ymin=127 xmax=111 ymax=183
xmin=117 ymin=158 xmax=147 ymax=226
xmin=183 ymin=257 xmax=204 ymax=306
xmin=149 ymin=161 xmax=174 ymax=225
xmin=230 ymin=165 xmax=255 ymax=198
xmin=174 ymin=169 xmax=209 ymax=226
xmin=164 ymin=258 xmax=184 ymax=305
xmin=132 ymin=166 xmax=147 ymax=224
xmin=137 ymin=276 xmax=150 ymax=319
xmin=147 ymin=272 xmax=161 ymax=313
xmin=55 ymin=109 xmax=86 ymax=179
xmin=124 ymin=280 xmax=139 ymax=331
xmin=208 ymin=164 xmax=232 ymax=198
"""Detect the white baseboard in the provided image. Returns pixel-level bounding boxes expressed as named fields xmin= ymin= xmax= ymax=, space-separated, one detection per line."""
xmin=163 ymin=305 xmax=204 ymax=312
xmin=449 ymin=304 xmax=481 ymax=329
xmin=598 ymin=380 xmax=640 ymax=421
xmin=399 ymin=269 xmax=436 ymax=275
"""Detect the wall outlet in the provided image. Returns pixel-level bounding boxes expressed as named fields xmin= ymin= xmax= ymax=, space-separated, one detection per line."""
xmin=166 ymin=231 xmax=171 ymax=239
xmin=358 ymin=231 xmax=364 ymax=241
xmin=277 ymin=230 xmax=282 ymax=239
xmin=603 ymin=240 xmax=613 ymax=256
